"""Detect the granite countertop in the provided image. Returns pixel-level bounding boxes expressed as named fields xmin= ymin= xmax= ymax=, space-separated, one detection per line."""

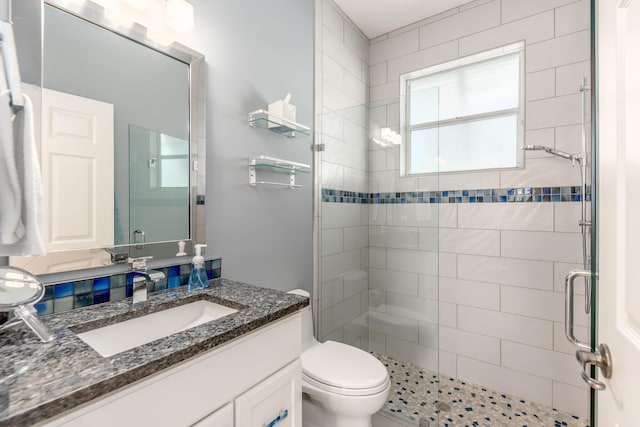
xmin=0 ymin=279 xmax=309 ymax=427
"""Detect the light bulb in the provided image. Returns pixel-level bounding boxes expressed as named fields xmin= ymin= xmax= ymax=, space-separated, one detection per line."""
xmin=165 ymin=0 xmax=194 ymax=33
xmin=138 ymin=0 xmax=167 ymax=34
xmin=91 ymin=0 xmax=118 ymax=11
xmin=105 ymin=7 xmax=135 ymax=28
xmin=147 ymin=29 xmax=173 ymax=46
xmin=380 ymin=127 xmax=401 ymax=145
xmin=121 ymin=0 xmax=152 ymax=13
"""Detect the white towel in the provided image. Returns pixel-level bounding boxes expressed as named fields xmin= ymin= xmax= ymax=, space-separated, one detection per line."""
xmin=0 ymin=93 xmax=45 ymax=255
xmin=0 ymin=91 xmax=24 ymax=244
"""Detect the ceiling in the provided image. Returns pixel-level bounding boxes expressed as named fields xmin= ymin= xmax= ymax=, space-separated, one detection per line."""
xmin=332 ymin=0 xmax=475 ymax=39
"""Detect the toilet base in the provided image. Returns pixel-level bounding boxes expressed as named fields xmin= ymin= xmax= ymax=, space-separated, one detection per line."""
xmin=302 ymin=393 xmax=373 ymax=427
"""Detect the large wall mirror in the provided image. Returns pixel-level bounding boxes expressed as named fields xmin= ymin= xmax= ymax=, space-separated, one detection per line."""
xmin=10 ymin=0 xmax=205 ymax=274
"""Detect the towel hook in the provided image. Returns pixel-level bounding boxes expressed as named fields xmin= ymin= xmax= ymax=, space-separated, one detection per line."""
xmin=0 ymin=19 xmax=24 ymax=110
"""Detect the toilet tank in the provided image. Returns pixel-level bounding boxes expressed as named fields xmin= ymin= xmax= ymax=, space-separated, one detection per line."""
xmin=287 ymin=289 xmax=316 ymax=351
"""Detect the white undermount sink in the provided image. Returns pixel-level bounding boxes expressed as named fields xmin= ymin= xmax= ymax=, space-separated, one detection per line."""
xmin=76 ymin=300 xmax=238 ymax=357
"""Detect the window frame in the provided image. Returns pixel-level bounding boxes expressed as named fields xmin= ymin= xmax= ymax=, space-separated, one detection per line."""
xmin=399 ymin=42 xmax=526 ymax=177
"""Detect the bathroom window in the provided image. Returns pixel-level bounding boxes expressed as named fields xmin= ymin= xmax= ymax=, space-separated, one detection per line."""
xmin=400 ymin=42 xmax=525 ymax=175
xmin=159 ymin=133 xmax=189 ymax=188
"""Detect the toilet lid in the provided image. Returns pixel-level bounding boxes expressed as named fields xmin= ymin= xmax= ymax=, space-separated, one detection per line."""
xmin=302 ymin=341 xmax=389 ymax=396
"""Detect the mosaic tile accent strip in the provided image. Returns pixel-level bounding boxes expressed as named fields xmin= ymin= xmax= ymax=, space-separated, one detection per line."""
xmin=33 ymin=258 xmax=222 ymax=316
xmin=322 ymin=187 xmax=591 ymax=204
xmin=373 ymin=353 xmax=590 ymax=427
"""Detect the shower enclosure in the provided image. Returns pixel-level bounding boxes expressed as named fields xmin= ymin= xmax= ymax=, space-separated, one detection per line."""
xmin=314 ymin=0 xmax=594 ymax=426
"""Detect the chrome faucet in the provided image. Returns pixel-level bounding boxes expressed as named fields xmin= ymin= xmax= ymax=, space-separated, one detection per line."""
xmin=128 ymin=257 xmax=165 ymax=305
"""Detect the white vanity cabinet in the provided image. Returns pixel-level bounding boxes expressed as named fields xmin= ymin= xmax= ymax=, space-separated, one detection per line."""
xmin=194 ymin=360 xmax=301 ymax=427
xmin=39 ymin=312 xmax=302 ymax=427
xmin=192 ymin=402 xmax=233 ymax=427
xmin=234 ymin=359 xmax=301 ymax=427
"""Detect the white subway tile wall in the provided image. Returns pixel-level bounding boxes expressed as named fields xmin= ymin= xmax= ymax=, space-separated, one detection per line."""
xmin=317 ymin=0 xmax=591 ymax=418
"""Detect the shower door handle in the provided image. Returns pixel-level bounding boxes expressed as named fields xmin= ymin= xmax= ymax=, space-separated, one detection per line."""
xmin=565 ymin=269 xmax=613 ymax=390
xmin=576 ymin=344 xmax=612 ymax=390
xmin=133 ymin=229 xmax=145 ymax=249
xmin=564 ymin=269 xmax=591 ymax=352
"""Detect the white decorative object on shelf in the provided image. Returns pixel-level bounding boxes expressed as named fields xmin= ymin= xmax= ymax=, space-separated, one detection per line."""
xmin=268 ymin=93 xmax=296 ymax=129
xmin=248 ymin=156 xmax=310 ymax=190
xmin=247 ymin=109 xmax=310 ymax=138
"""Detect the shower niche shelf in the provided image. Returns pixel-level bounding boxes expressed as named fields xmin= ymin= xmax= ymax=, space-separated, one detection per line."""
xmin=247 ymin=109 xmax=310 ymax=138
xmin=249 ymin=156 xmax=310 ymax=189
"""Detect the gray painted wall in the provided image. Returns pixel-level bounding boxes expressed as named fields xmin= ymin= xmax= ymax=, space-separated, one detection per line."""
xmin=184 ymin=0 xmax=315 ymax=294
xmin=0 ymin=0 xmax=7 ymax=21
xmin=2 ymin=0 xmax=41 ymax=86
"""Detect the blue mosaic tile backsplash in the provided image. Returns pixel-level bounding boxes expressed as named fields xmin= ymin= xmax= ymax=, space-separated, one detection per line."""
xmin=34 ymin=258 xmax=222 ymax=316
xmin=322 ymin=186 xmax=591 ymax=204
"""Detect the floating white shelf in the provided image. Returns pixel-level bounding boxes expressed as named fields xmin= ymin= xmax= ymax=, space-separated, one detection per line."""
xmin=249 ymin=156 xmax=310 ymax=189
xmin=247 ymin=109 xmax=310 ymax=138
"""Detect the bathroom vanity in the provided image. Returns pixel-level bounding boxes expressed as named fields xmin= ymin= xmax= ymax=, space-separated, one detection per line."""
xmin=0 ymin=279 xmax=308 ymax=427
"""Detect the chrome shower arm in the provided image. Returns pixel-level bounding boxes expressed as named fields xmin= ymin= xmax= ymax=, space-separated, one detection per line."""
xmin=521 ymin=145 xmax=581 ymax=163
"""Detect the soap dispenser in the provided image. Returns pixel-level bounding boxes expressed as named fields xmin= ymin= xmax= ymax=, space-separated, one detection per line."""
xmin=188 ymin=244 xmax=208 ymax=291
xmin=176 ymin=240 xmax=187 ymax=256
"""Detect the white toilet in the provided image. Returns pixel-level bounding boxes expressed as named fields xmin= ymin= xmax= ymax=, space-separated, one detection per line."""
xmin=287 ymin=289 xmax=390 ymax=427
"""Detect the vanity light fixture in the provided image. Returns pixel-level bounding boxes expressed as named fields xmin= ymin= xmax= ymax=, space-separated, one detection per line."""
xmin=381 ymin=127 xmax=401 ymax=145
xmin=144 ymin=0 xmax=175 ymax=45
xmin=165 ymin=0 xmax=194 ymax=33
xmin=146 ymin=28 xmax=174 ymax=45
xmin=90 ymin=0 xmax=133 ymax=27
xmin=105 ymin=5 xmax=136 ymax=28
xmin=88 ymin=0 xmax=194 ymax=44
xmin=90 ymin=0 xmax=117 ymax=11
xmin=121 ymin=0 xmax=153 ymax=13
xmin=372 ymin=127 xmax=401 ymax=147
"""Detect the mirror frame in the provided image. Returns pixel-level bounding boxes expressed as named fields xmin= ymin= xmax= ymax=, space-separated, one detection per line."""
xmin=11 ymin=0 xmax=206 ymax=274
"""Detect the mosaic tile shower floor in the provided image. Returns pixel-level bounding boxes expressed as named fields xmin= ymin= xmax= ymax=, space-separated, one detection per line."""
xmin=373 ymin=353 xmax=590 ymax=427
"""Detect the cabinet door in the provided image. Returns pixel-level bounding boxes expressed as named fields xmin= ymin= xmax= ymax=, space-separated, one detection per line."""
xmin=235 ymin=360 xmax=301 ymax=427
xmin=192 ymin=402 xmax=233 ymax=427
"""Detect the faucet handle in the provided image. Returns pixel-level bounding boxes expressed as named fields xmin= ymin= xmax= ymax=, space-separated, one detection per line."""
xmin=128 ymin=256 xmax=153 ymax=270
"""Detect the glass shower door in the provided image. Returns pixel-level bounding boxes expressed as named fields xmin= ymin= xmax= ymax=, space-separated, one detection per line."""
xmin=128 ymin=125 xmax=190 ymax=246
xmin=315 ymin=3 xmax=442 ymax=425
xmin=318 ymin=82 xmax=443 ymax=425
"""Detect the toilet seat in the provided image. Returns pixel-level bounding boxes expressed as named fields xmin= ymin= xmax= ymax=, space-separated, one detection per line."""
xmin=302 ymin=341 xmax=389 ymax=396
